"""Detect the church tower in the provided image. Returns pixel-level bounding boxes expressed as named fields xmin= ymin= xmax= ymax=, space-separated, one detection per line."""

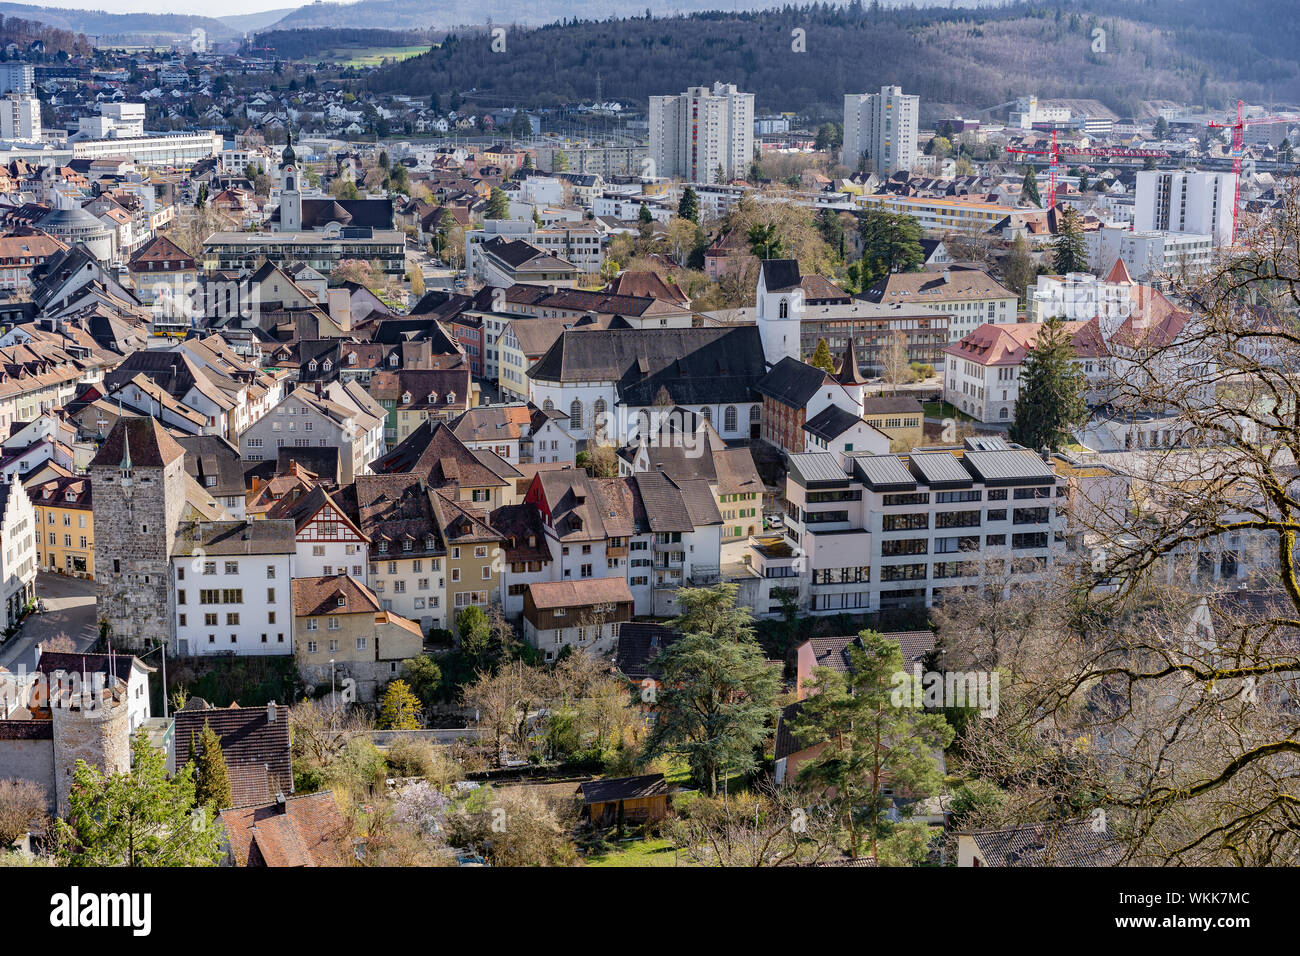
xmin=278 ymin=129 xmax=302 ymax=233
xmin=91 ymin=418 xmax=187 ymax=651
xmin=756 ymin=259 xmax=803 ymax=367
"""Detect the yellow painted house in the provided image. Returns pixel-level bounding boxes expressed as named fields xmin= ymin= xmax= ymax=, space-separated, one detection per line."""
xmin=26 ymin=474 xmax=94 ymax=578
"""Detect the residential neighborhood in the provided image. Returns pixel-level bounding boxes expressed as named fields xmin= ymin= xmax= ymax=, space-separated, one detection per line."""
xmin=0 ymin=1 xmax=1293 ymax=914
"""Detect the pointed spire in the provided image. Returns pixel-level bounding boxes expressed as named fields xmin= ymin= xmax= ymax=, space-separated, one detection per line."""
xmin=119 ymin=424 xmax=132 ymax=473
xmin=835 ymin=333 xmax=869 ymax=386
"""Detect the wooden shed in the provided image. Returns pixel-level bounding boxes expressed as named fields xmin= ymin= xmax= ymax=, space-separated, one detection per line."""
xmin=577 ymin=773 xmax=671 ymax=827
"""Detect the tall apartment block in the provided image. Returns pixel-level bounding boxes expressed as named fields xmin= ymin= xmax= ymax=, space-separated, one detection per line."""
xmin=649 ymin=82 xmax=755 ymax=184
xmin=0 ymin=93 xmax=41 ymax=142
xmin=1134 ymin=170 xmax=1235 ymax=248
xmin=0 ymin=63 xmax=34 ymax=96
xmin=842 ymin=85 xmax=919 ymax=175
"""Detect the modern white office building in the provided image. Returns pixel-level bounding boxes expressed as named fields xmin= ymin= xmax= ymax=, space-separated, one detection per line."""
xmin=1134 ymin=170 xmax=1235 ymax=248
xmin=783 ymin=438 xmax=1068 ymax=614
xmin=842 ymin=85 xmax=919 ymax=175
xmin=649 ymin=82 xmax=755 ymax=184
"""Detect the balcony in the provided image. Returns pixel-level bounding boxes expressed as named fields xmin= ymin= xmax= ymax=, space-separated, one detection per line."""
xmin=607 ymin=545 xmax=628 ymax=558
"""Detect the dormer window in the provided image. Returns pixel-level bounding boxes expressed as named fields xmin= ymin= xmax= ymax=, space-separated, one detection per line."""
xmin=378 ymin=541 xmax=388 ymax=553
xmin=307 ymin=360 xmax=317 ymax=371
xmin=323 ymin=360 xmax=332 ymax=372
xmin=428 ymin=392 xmax=438 ymax=404
xmin=348 ymin=353 xmax=357 ymax=365
xmin=403 ymin=539 xmax=413 ymax=552
xmin=389 ymin=354 xmax=399 ymax=366
xmin=446 ymin=392 xmax=455 ymax=405
xmin=402 ymin=391 xmax=412 ymax=404
xmin=336 ymin=595 xmax=346 ymax=606
xmin=424 ymin=535 xmax=435 ymax=550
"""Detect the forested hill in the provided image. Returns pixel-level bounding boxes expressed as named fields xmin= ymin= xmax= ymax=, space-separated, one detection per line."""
xmin=364 ymin=0 xmax=1300 ymax=119
xmin=0 ymin=11 xmax=91 ymax=56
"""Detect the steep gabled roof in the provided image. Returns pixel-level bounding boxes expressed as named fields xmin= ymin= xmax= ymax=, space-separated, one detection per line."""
xmin=529 ymin=326 xmax=767 ymax=407
xmin=754 ymin=357 xmax=834 ymax=407
xmin=89 ymin=416 xmax=184 ymax=469
xmin=174 ymin=700 xmax=292 ymax=809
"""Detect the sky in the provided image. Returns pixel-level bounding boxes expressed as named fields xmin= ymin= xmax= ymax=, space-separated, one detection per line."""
xmin=6 ymin=0 xmax=307 ymax=15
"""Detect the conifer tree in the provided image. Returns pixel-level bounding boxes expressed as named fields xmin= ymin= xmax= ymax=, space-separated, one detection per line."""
xmin=677 ymin=185 xmax=699 ymax=223
xmin=810 ymin=338 xmax=837 ymax=374
xmin=1009 ymin=315 xmax=1088 ymax=452
xmin=193 ymin=721 xmax=233 ymax=811
xmin=1021 ymin=167 xmax=1042 ymax=207
xmin=1052 ymin=204 xmax=1089 ymax=275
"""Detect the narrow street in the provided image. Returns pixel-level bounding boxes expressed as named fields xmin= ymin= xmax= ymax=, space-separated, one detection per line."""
xmin=0 ymin=572 xmax=98 ymax=672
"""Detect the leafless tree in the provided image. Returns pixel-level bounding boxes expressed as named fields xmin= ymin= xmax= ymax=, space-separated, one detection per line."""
xmin=0 ymin=779 xmax=48 ymax=848
xmin=942 ymin=190 xmax=1300 ymax=862
xmin=666 ymin=782 xmax=843 ymax=867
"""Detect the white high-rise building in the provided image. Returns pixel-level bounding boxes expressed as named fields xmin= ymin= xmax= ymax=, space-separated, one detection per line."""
xmin=842 ymin=85 xmax=919 ymax=175
xmin=1134 ymin=170 xmax=1235 ymax=248
xmin=0 ymin=63 xmax=34 ymax=96
xmin=0 ymin=93 xmax=40 ymax=142
xmin=649 ymin=82 xmax=755 ymax=184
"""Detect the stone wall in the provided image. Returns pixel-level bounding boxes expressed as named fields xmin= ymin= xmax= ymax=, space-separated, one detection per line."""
xmin=0 ymin=735 xmax=55 ymax=812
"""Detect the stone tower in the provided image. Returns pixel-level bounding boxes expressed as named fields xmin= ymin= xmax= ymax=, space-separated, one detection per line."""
xmin=91 ymin=417 xmax=187 ymax=652
xmin=51 ymin=674 xmax=131 ymax=817
xmin=279 ymin=129 xmax=302 ymax=233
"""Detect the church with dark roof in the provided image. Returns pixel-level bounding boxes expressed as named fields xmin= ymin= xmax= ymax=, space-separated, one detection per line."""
xmin=270 ymin=132 xmax=394 ymax=235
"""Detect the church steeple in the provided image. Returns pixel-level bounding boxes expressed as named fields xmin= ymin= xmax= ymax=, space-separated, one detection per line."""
xmin=835 ymin=334 xmax=869 ymax=387
xmin=280 ymin=128 xmax=296 ymax=170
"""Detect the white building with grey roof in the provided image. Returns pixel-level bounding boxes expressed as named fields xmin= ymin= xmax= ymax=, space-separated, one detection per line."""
xmin=781 ymin=436 xmax=1069 ymax=614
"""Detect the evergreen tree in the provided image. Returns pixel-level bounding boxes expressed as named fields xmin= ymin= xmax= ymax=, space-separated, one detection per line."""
xmin=637 ymin=202 xmax=653 ymax=224
xmin=643 ymin=584 xmax=779 ymax=796
xmin=1052 ymin=204 xmax=1089 ymax=275
xmin=192 ymin=721 xmax=232 ymax=811
xmin=810 ymin=338 xmax=837 ymax=374
xmin=677 ymin=185 xmax=699 ymax=223
xmin=486 ymin=186 xmax=509 ymax=219
xmin=57 ymin=732 xmax=223 ymax=866
xmin=1021 ymin=167 xmax=1042 ymax=207
xmin=746 ymin=222 xmax=783 ymax=260
xmin=793 ymin=633 xmax=953 ymax=859
xmin=1153 ymin=116 xmax=1169 ymax=140
xmin=379 ymin=679 xmax=424 ymax=730
xmin=857 ymin=209 xmax=923 ymax=274
xmin=816 ymin=208 xmax=845 ymax=256
xmin=1009 ymin=315 xmax=1088 ymax=452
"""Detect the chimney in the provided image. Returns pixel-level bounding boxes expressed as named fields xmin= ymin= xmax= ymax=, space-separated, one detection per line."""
xmin=267 ymin=700 xmax=277 ymax=722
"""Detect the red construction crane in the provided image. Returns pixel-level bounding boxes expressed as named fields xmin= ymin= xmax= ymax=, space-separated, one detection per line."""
xmin=1208 ymin=100 xmax=1300 ymax=243
xmin=1007 ymin=128 xmax=1169 ymax=208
